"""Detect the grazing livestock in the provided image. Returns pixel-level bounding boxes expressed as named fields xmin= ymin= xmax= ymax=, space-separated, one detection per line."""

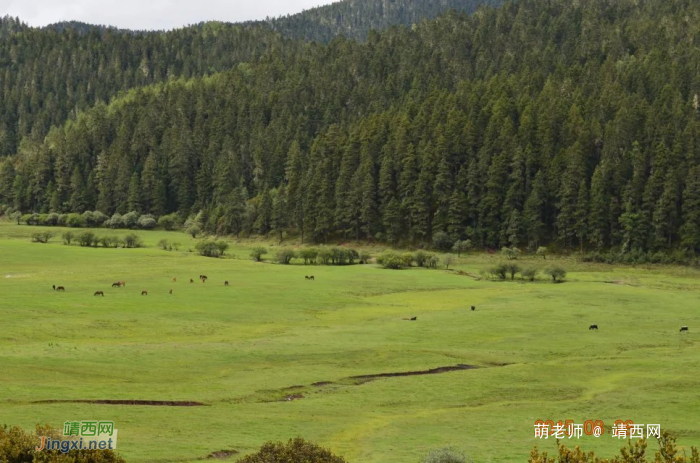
xmin=117 ymin=281 xmax=126 ymax=287
xmin=141 ymin=291 xmax=148 ymax=296
xmin=680 ymin=326 xmax=689 ymax=332
xmin=471 ymin=306 xmax=476 ymax=311
xmin=190 ymin=279 xmax=194 ymax=283
xmin=112 ymin=282 xmax=121 ymax=288
xmin=169 ymin=289 xmax=173 ymax=294
xmin=411 ymin=317 xmax=417 ymax=321
xmin=225 ymin=281 xmax=229 ymax=286
xmin=52 ymin=285 xmax=55 ymax=291
xmin=94 ymin=291 xmax=104 ymax=297
xmin=589 ymin=325 xmax=598 ymax=330
xmin=305 ymin=276 xmax=315 ymax=281
xmin=56 ymin=286 xmax=65 ymax=291
xmin=172 ymin=278 xmax=177 ymax=283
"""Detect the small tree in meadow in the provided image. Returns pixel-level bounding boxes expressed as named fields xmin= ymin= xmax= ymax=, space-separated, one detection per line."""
xmin=186 ymin=224 xmax=202 ymax=238
xmin=10 ymin=211 xmax=22 ymax=225
xmin=537 ymin=246 xmax=548 ymax=260
xmin=489 ymin=263 xmax=508 ymax=280
xmin=521 ymin=267 xmax=538 ymax=281
xmin=504 ymin=263 xmax=521 ymax=280
xmin=123 ymin=233 xmax=143 ymax=248
xmin=452 ymin=239 xmax=472 ymax=257
xmin=158 ymin=239 xmax=169 ymax=250
xmin=443 ymin=255 xmax=456 ymax=270
xmin=501 ymin=246 xmax=521 ymax=260
xmin=298 ymin=248 xmax=318 ymax=265
xmin=62 ymin=231 xmax=74 ymax=245
xmin=215 ymin=240 xmax=229 ymax=256
xmin=359 ymin=251 xmax=372 ymax=264
xmin=545 ymin=266 xmax=567 ymax=282
xmin=250 ymin=247 xmax=267 ymax=262
xmin=77 ymin=231 xmax=97 ymax=247
xmin=31 ymin=232 xmax=53 ymax=243
xmin=275 ymin=248 xmax=296 ymax=264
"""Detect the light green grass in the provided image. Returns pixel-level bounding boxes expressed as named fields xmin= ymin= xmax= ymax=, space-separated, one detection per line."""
xmin=1 ymin=221 xmax=699 ymax=462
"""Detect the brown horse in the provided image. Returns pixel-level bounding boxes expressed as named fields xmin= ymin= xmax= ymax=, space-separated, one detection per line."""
xmin=141 ymin=290 xmax=148 ymax=296
xmin=56 ymin=286 xmax=65 ymax=291
xmin=118 ymin=281 xmax=126 ymax=287
xmin=94 ymin=291 xmax=104 ymax=297
xmin=172 ymin=278 xmax=177 ymax=283
xmin=112 ymin=282 xmax=122 ymax=288
xmin=190 ymin=278 xmax=194 ymax=283
xmin=169 ymin=289 xmax=173 ymax=294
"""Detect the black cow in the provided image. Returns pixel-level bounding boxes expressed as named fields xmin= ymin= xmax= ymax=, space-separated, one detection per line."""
xmin=471 ymin=306 xmax=476 ymax=311
xmin=410 ymin=317 xmax=417 ymax=321
xmin=589 ymin=324 xmax=598 ymax=330
xmin=225 ymin=281 xmax=229 ymax=286
xmin=680 ymin=326 xmax=689 ymax=332
xmin=52 ymin=285 xmax=56 ymax=291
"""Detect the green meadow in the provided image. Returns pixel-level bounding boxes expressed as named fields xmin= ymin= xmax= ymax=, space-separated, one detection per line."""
xmin=1 ymin=221 xmax=699 ymax=462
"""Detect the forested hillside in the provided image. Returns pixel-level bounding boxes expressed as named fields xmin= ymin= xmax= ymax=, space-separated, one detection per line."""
xmin=261 ymin=0 xmax=503 ymax=42
xmin=2 ymin=0 xmax=700 ymax=253
xmin=0 ymin=16 xmax=294 ymax=156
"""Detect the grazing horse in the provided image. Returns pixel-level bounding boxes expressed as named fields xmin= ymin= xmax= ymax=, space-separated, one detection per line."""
xmin=112 ymin=282 xmax=122 ymax=288
xmin=225 ymin=281 xmax=229 ymax=286
xmin=589 ymin=324 xmax=598 ymax=330
xmin=52 ymin=285 xmax=56 ymax=291
xmin=141 ymin=290 xmax=148 ymax=296
xmin=680 ymin=326 xmax=689 ymax=332
xmin=410 ymin=317 xmax=417 ymax=321
xmin=172 ymin=278 xmax=177 ymax=283
xmin=190 ymin=278 xmax=194 ymax=283
xmin=471 ymin=306 xmax=476 ymax=311
xmin=94 ymin=291 xmax=104 ymax=297
xmin=306 ymin=276 xmax=315 ymax=281
xmin=169 ymin=289 xmax=173 ymax=294
xmin=56 ymin=286 xmax=65 ymax=292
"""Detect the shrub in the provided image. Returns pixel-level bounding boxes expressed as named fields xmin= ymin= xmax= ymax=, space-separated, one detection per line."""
xmin=275 ymin=248 xmax=297 ymax=265
xmin=123 ymin=233 xmax=143 ymax=248
xmin=250 ymin=247 xmax=267 ymax=262
xmin=77 ymin=231 xmax=97 ymax=247
xmin=545 ymin=266 xmax=567 ymax=282
xmin=215 ymin=240 xmax=229 ymax=256
xmin=433 ymin=231 xmax=454 ymax=252
xmin=45 ymin=212 xmax=59 ymax=226
xmin=317 ymin=248 xmax=333 ymax=265
xmin=504 ymin=263 xmax=521 ymax=280
xmin=158 ymin=213 xmax=182 ymax=230
xmin=298 ymin=248 xmax=318 ymax=265
xmin=100 ymin=236 xmax=121 ymax=248
xmin=31 ymin=232 xmax=53 ymax=243
xmin=0 ymin=424 xmax=126 ymax=462
xmin=20 ymin=213 xmax=35 ymax=225
xmin=237 ymin=437 xmax=347 ymax=463
xmin=157 ymin=239 xmax=169 ymax=250
xmin=420 ymin=447 xmax=471 ymax=463
xmin=489 ymin=263 xmax=508 ymax=280
xmin=452 ymin=239 xmax=472 ymax=257
xmin=91 ymin=211 xmax=109 ymax=226
xmin=536 ymin=246 xmax=548 ymax=259
xmin=37 ymin=213 xmax=48 ymax=225
xmin=107 ymin=213 xmax=123 ymax=229
xmin=501 ymin=246 xmax=521 ymax=260
xmin=196 ymin=240 xmax=222 ymax=258
xmin=66 ymin=213 xmax=85 ymax=228
xmin=359 ymin=251 xmax=371 ymax=264
xmin=442 ymin=255 xmax=456 ymax=270
xmin=414 ymin=251 xmax=429 ymax=267
xmin=121 ymin=211 xmax=139 ymax=229
xmin=57 ymin=213 xmax=68 ymax=226
xmin=62 ymin=231 xmax=74 ymax=245
xmin=171 ymin=242 xmax=181 ymax=251
xmin=186 ymin=224 xmax=202 ymax=238
xmin=377 ymin=251 xmax=410 ymax=269
xmin=521 ymin=267 xmax=538 ymax=281
xmin=137 ymin=215 xmax=157 ymax=229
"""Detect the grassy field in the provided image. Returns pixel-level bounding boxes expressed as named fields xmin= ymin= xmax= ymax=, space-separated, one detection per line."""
xmin=1 ymin=221 xmax=699 ymax=462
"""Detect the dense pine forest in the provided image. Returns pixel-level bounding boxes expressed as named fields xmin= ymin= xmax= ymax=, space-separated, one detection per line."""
xmin=2 ymin=0 xmax=700 ymax=253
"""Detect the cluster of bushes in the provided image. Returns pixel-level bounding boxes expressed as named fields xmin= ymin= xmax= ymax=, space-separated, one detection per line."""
xmin=31 ymin=231 xmax=54 ymax=243
xmin=195 ymin=240 xmax=230 ymax=258
xmin=60 ymin=231 xmax=143 ymax=249
xmin=484 ymin=264 xmax=566 ymax=282
xmin=157 ymin=239 xmax=181 ymax=252
xmin=12 ymin=210 xmax=184 ymax=231
xmin=0 ymin=424 xmax=125 ymax=462
xmin=251 ymin=247 xmax=371 ymax=266
xmin=582 ymin=249 xmax=700 ymax=267
xmin=376 ymin=251 xmax=456 ymax=270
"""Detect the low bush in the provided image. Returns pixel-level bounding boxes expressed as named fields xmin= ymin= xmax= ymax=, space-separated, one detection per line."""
xmin=544 ymin=265 xmax=567 ymax=282
xmin=250 ymin=247 xmax=267 ymax=262
xmin=275 ymin=248 xmax=297 ymax=265
xmin=77 ymin=231 xmax=98 ymax=247
xmin=237 ymin=438 xmax=347 ymax=463
xmin=31 ymin=232 xmax=53 ymax=243
xmin=123 ymin=233 xmax=143 ymax=249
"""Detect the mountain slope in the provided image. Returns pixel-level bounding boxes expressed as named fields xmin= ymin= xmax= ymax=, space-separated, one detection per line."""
xmin=2 ymin=0 xmax=700 ymax=252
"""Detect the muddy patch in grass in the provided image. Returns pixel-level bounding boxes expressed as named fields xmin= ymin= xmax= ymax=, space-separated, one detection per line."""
xmin=33 ymin=399 xmax=207 ymax=406
xmin=206 ymin=450 xmax=239 ymax=459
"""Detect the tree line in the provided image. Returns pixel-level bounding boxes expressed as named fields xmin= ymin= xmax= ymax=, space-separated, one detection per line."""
xmin=2 ymin=0 xmax=700 ymax=254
